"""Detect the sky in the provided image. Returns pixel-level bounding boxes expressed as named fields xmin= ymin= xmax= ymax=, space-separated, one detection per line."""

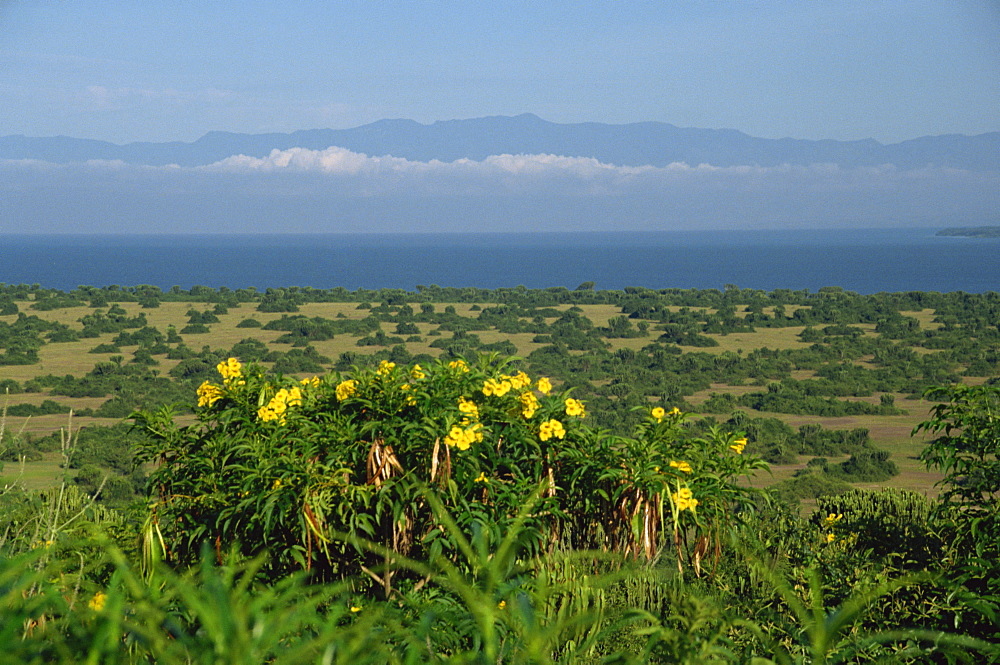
xmin=1 ymin=0 xmax=998 ymax=234
xmin=2 ymin=0 xmax=999 ymax=144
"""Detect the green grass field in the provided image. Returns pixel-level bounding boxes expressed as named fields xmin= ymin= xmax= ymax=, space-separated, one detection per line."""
xmin=0 ymin=297 xmax=952 ymax=494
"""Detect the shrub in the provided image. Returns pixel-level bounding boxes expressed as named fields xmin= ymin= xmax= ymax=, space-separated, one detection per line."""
xmin=133 ymin=355 xmax=767 ymax=588
xmin=771 ymin=471 xmax=852 ymax=506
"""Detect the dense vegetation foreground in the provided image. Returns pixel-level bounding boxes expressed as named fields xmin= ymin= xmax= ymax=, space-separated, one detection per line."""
xmin=0 ymin=354 xmax=997 ymax=663
xmin=1 ymin=283 xmax=999 ymax=662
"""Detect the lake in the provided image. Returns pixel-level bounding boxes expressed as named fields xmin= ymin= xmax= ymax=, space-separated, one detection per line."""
xmin=1 ymin=227 xmax=997 ymax=294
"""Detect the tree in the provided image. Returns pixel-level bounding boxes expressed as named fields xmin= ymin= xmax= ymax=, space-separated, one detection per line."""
xmin=916 ymin=383 xmax=1000 ymax=510
xmin=914 ymin=382 xmax=1000 ymax=641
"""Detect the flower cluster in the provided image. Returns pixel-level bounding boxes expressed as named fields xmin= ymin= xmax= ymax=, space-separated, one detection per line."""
xmin=539 ymin=418 xmax=566 ymax=441
xmin=196 ymin=381 xmax=225 ymax=407
xmin=505 ymin=371 xmax=531 ymax=390
xmin=482 ymin=378 xmax=512 ymax=397
xmin=448 ymin=359 xmax=470 ymax=372
xmin=564 ymin=397 xmax=586 ymax=418
xmin=196 ymin=357 xmax=247 ymax=408
xmin=445 ymin=396 xmax=485 ymax=450
xmin=376 ymin=360 xmax=396 ymax=376
xmin=822 ymin=512 xmax=843 ymax=543
xmin=651 ymin=406 xmax=682 ymax=422
xmin=822 ymin=512 xmax=844 ymax=528
xmin=536 ymin=377 xmax=552 ymax=394
xmin=729 ymin=437 xmax=748 ymax=454
xmin=217 ymin=357 xmax=244 ymax=384
xmin=457 ymin=396 xmax=479 ymax=419
xmin=669 ymin=460 xmax=693 ymax=474
xmin=444 ymin=423 xmax=484 ymax=451
xmin=258 ymin=386 xmax=303 ymax=423
xmin=519 ymin=391 xmax=540 ymax=419
xmin=671 ymin=486 xmax=699 ymax=511
xmin=88 ymin=591 xmax=107 ymax=612
xmin=335 ymin=379 xmax=358 ymax=401
xmin=482 ymin=371 xmax=532 ymax=398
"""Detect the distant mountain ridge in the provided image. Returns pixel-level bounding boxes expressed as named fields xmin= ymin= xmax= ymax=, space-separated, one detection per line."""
xmin=3 ymin=113 xmax=999 ymax=170
xmin=936 ymin=226 xmax=1000 ymax=238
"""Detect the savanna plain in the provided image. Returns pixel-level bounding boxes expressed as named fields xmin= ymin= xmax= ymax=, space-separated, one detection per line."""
xmin=1 ymin=282 xmax=998 ymax=663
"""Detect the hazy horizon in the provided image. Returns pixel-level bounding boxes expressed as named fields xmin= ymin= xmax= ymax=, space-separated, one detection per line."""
xmin=2 ymin=2 xmax=997 ymax=235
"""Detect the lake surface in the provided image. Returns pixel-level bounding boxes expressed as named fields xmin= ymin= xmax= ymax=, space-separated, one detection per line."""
xmin=1 ymin=228 xmax=997 ymax=294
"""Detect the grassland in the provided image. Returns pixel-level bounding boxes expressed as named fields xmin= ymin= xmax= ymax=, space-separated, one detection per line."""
xmin=0 ymin=293 xmax=969 ymax=496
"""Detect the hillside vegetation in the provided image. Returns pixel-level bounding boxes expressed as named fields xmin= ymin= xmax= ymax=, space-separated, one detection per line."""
xmin=1 ymin=282 xmax=998 ymax=661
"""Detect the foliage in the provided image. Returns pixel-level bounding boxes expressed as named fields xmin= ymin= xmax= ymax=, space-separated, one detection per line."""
xmin=770 ymin=472 xmax=853 ymax=506
xmin=915 ymin=383 xmax=1000 ymax=641
xmin=132 ymin=355 xmax=766 ymax=590
xmin=816 ymin=488 xmax=939 ymax=565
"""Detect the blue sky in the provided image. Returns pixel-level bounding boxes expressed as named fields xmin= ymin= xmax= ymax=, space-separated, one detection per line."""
xmin=2 ymin=1 xmax=998 ymax=234
xmin=2 ymin=0 xmax=998 ymax=143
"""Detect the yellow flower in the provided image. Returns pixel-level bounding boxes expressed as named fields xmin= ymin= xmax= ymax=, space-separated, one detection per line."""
xmin=350 ymin=605 xmax=362 ymax=613
xmin=825 ymin=532 xmax=837 ymax=543
xmin=669 ymin=460 xmax=693 ymax=474
xmin=474 ymin=471 xmax=488 ymax=483
xmin=257 ymin=403 xmax=282 ymax=422
xmin=538 ymin=419 xmax=566 ymax=441
xmin=730 ymin=437 xmax=747 ymax=454
xmin=564 ymin=397 xmax=586 ymax=418
xmin=258 ymin=387 xmax=301 ymax=423
xmin=651 ymin=406 xmax=666 ymax=421
xmin=444 ymin=424 xmax=482 ymax=451
xmin=536 ymin=377 xmax=553 ymax=394
xmin=300 ymin=376 xmax=321 ymax=388
xmin=335 ymin=379 xmax=358 ymax=401
xmin=196 ymin=381 xmax=224 ymax=407
xmin=217 ymin=357 xmax=243 ymax=382
xmin=272 ymin=479 xmax=282 ymax=489
xmin=88 ymin=591 xmax=107 ymax=612
xmin=671 ymin=487 xmax=699 ymax=511
xmin=410 ymin=364 xmax=425 ymax=380
xmin=376 ymin=360 xmax=396 ymax=376
xmin=822 ymin=513 xmax=844 ymax=527
xmin=482 ymin=378 xmax=511 ymax=397
xmin=448 ymin=359 xmax=470 ymax=372
xmin=497 ymin=600 xmax=507 ymax=610
xmin=400 ymin=383 xmax=417 ymax=406
xmin=668 ymin=406 xmax=682 ymax=416
xmin=458 ymin=396 xmax=479 ymax=418
xmin=504 ymin=371 xmax=531 ymax=390
xmin=519 ymin=391 xmax=540 ymax=419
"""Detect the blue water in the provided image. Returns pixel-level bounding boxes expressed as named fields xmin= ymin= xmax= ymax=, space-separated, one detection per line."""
xmin=1 ymin=228 xmax=997 ymax=294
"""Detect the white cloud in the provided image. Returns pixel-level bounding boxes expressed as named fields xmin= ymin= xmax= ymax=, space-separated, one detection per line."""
xmin=3 ymin=148 xmax=997 ymax=234
xmin=199 ymin=146 xmax=778 ymax=193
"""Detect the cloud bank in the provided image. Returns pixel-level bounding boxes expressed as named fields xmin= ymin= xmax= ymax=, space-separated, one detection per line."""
xmin=1 ymin=146 xmax=997 ymax=234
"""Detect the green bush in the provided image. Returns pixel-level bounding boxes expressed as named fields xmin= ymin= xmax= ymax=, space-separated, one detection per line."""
xmin=133 ymin=355 xmax=766 ymax=588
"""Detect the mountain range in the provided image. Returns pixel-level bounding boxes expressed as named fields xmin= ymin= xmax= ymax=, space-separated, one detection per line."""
xmin=3 ymin=113 xmax=998 ymax=170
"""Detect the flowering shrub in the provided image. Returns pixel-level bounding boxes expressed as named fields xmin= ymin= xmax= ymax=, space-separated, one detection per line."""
xmin=596 ymin=407 xmax=768 ymax=572
xmin=133 ymin=354 xmax=765 ymax=588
